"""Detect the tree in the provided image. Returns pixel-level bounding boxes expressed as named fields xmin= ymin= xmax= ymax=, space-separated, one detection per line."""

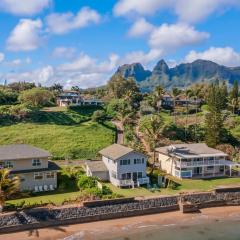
xmin=140 ymin=114 xmax=163 ymax=164
xmin=49 ymin=83 xmax=63 ymax=94
xmin=0 ymin=169 xmax=19 ymax=211
xmin=205 ymin=82 xmax=224 ymax=147
xmin=92 ymin=110 xmax=107 ymax=123
xmin=71 ymin=86 xmax=81 ymax=92
xmin=172 ymin=87 xmax=182 ymax=123
xmin=220 ymin=81 xmax=228 ymax=110
xmin=107 ymin=75 xmax=140 ymax=99
xmin=19 ymin=88 xmax=54 ymax=107
xmin=230 ymin=80 xmax=239 ymax=114
xmin=8 ymin=81 xmax=36 ymax=92
xmin=153 ymin=85 xmax=164 ymax=113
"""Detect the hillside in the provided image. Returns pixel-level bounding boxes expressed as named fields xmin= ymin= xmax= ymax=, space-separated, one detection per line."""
xmin=114 ymin=59 xmax=240 ymax=91
xmin=0 ymin=106 xmax=116 ymax=160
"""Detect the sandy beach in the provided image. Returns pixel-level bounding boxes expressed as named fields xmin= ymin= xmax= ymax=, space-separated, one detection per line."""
xmin=1 ymin=206 xmax=240 ymax=240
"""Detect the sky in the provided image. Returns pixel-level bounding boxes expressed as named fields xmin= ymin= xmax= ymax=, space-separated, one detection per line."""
xmin=0 ymin=0 xmax=240 ymax=89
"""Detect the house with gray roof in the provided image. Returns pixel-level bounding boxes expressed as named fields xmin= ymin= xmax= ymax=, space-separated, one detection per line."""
xmin=0 ymin=144 xmax=60 ymax=192
xmin=156 ymin=143 xmax=238 ymax=179
xmin=86 ymin=144 xmax=149 ymax=188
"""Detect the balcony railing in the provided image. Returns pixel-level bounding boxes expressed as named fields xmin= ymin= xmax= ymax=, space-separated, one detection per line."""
xmin=118 ymin=177 xmax=149 ymax=186
xmin=175 ymin=160 xmax=226 ymax=168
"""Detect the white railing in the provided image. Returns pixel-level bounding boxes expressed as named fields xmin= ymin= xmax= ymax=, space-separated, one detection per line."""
xmin=118 ymin=177 xmax=149 ymax=186
xmin=137 ymin=177 xmax=149 ymax=185
xmin=119 ymin=179 xmax=133 ymax=186
xmin=175 ymin=160 xmax=226 ymax=168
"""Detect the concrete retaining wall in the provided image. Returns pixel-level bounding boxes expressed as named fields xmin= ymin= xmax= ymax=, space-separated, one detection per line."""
xmin=1 ymin=191 xmax=240 ymax=234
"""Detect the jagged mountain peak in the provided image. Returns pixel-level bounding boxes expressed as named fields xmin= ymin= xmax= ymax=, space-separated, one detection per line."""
xmin=112 ymin=59 xmax=240 ymax=91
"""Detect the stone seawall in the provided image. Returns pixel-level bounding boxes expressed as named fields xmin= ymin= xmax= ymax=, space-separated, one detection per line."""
xmin=1 ymin=192 xmax=240 ymax=234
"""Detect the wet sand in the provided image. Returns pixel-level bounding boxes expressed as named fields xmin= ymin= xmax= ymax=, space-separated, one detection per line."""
xmin=1 ymin=206 xmax=240 ymax=240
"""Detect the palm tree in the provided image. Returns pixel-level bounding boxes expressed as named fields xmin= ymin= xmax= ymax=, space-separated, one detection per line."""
xmin=172 ymin=87 xmax=181 ymax=123
xmin=154 ymin=86 xmax=164 ymax=113
xmin=0 ymin=169 xmax=19 ymax=211
xmin=141 ymin=115 xmax=163 ymax=168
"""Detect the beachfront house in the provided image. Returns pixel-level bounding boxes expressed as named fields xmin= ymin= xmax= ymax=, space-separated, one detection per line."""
xmin=85 ymin=144 xmax=149 ymax=188
xmin=0 ymin=144 xmax=60 ymax=192
xmin=156 ymin=143 xmax=239 ymax=179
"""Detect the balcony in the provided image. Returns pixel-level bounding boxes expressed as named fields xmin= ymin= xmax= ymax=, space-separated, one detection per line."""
xmin=117 ymin=177 xmax=149 ymax=187
xmin=175 ymin=159 xmax=226 ymax=168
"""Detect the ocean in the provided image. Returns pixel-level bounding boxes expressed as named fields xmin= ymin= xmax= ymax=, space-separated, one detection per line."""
xmin=111 ymin=220 xmax=240 ymax=240
xmin=64 ymin=219 xmax=240 ymax=240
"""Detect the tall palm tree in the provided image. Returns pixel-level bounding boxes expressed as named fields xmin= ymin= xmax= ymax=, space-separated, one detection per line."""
xmin=141 ymin=115 xmax=163 ymax=168
xmin=0 ymin=169 xmax=19 ymax=211
xmin=154 ymin=86 xmax=164 ymax=113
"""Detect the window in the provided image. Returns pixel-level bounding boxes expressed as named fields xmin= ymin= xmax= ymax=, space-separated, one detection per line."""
xmin=120 ymin=159 xmax=130 ymax=165
xmin=32 ymin=159 xmax=41 ymax=167
xmin=137 ymin=172 xmax=143 ymax=178
xmin=46 ymin=172 xmax=55 ymax=179
xmin=134 ymin=158 xmax=143 ymax=164
xmin=121 ymin=173 xmax=131 ymax=180
xmin=34 ymin=172 xmax=43 ymax=180
xmin=4 ymin=161 xmax=13 ymax=169
xmin=111 ymin=171 xmax=117 ymax=179
xmin=142 ymin=158 xmax=145 ymax=164
xmin=207 ymin=166 xmax=214 ymax=170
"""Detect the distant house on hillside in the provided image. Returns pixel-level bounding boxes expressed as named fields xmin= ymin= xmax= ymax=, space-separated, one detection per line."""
xmin=160 ymin=94 xmax=202 ymax=109
xmin=85 ymin=144 xmax=149 ymax=188
xmin=57 ymin=91 xmax=82 ymax=107
xmin=156 ymin=143 xmax=239 ymax=179
xmin=57 ymin=91 xmax=103 ymax=107
xmin=0 ymin=144 xmax=60 ymax=192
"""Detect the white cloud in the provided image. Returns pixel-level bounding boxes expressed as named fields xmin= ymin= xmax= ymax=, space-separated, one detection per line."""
xmin=128 ymin=18 xmax=155 ymax=37
xmin=58 ymin=53 xmax=119 ymax=74
xmin=123 ymin=49 xmax=163 ymax=66
xmin=114 ymin=0 xmax=240 ymax=23
xmin=52 ymin=47 xmax=76 ymax=59
xmin=0 ymin=53 xmax=5 ymax=63
xmin=114 ymin=0 xmax=172 ymax=17
xmin=184 ymin=47 xmax=240 ymax=67
xmin=6 ymin=19 xmax=43 ymax=51
xmin=46 ymin=7 xmax=101 ymax=34
xmin=0 ymin=0 xmax=51 ymax=15
xmin=175 ymin=0 xmax=240 ymax=23
xmin=149 ymin=23 xmax=209 ymax=52
xmin=1 ymin=53 xmax=119 ymax=89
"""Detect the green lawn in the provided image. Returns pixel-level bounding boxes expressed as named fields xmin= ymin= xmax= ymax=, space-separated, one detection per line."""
xmin=106 ymin=177 xmax=240 ymax=197
xmin=7 ymin=191 xmax=83 ymax=206
xmin=0 ymin=106 xmax=116 ymax=160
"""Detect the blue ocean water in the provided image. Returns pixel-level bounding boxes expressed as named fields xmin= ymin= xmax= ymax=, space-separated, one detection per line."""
xmin=111 ymin=220 xmax=240 ymax=240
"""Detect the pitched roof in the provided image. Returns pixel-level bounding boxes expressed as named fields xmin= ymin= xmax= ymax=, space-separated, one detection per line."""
xmin=156 ymin=143 xmax=227 ymax=158
xmin=99 ymin=144 xmax=135 ymax=160
xmin=85 ymin=160 xmax=108 ymax=172
xmin=0 ymin=144 xmax=51 ymax=161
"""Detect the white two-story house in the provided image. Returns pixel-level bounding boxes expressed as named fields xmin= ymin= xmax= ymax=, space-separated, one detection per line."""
xmin=86 ymin=144 xmax=149 ymax=188
xmin=0 ymin=144 xmax=60 ymax=191
xmin=156 ymin=143 xmax=237 ymax=179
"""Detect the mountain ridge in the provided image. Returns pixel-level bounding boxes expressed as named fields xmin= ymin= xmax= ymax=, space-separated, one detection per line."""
xmin=113 ymin=59 xmax=240 ymax=91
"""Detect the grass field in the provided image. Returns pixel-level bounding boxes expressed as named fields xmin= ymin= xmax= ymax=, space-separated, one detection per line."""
xmin=105 ymin=177 xmax=240 ymax=197
xmin=0 ymin=106 xmax=116 ymax=159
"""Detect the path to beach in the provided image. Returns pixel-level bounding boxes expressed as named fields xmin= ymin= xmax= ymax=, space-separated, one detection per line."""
xmin=1 ymin=206 xmax=240 ymax=240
